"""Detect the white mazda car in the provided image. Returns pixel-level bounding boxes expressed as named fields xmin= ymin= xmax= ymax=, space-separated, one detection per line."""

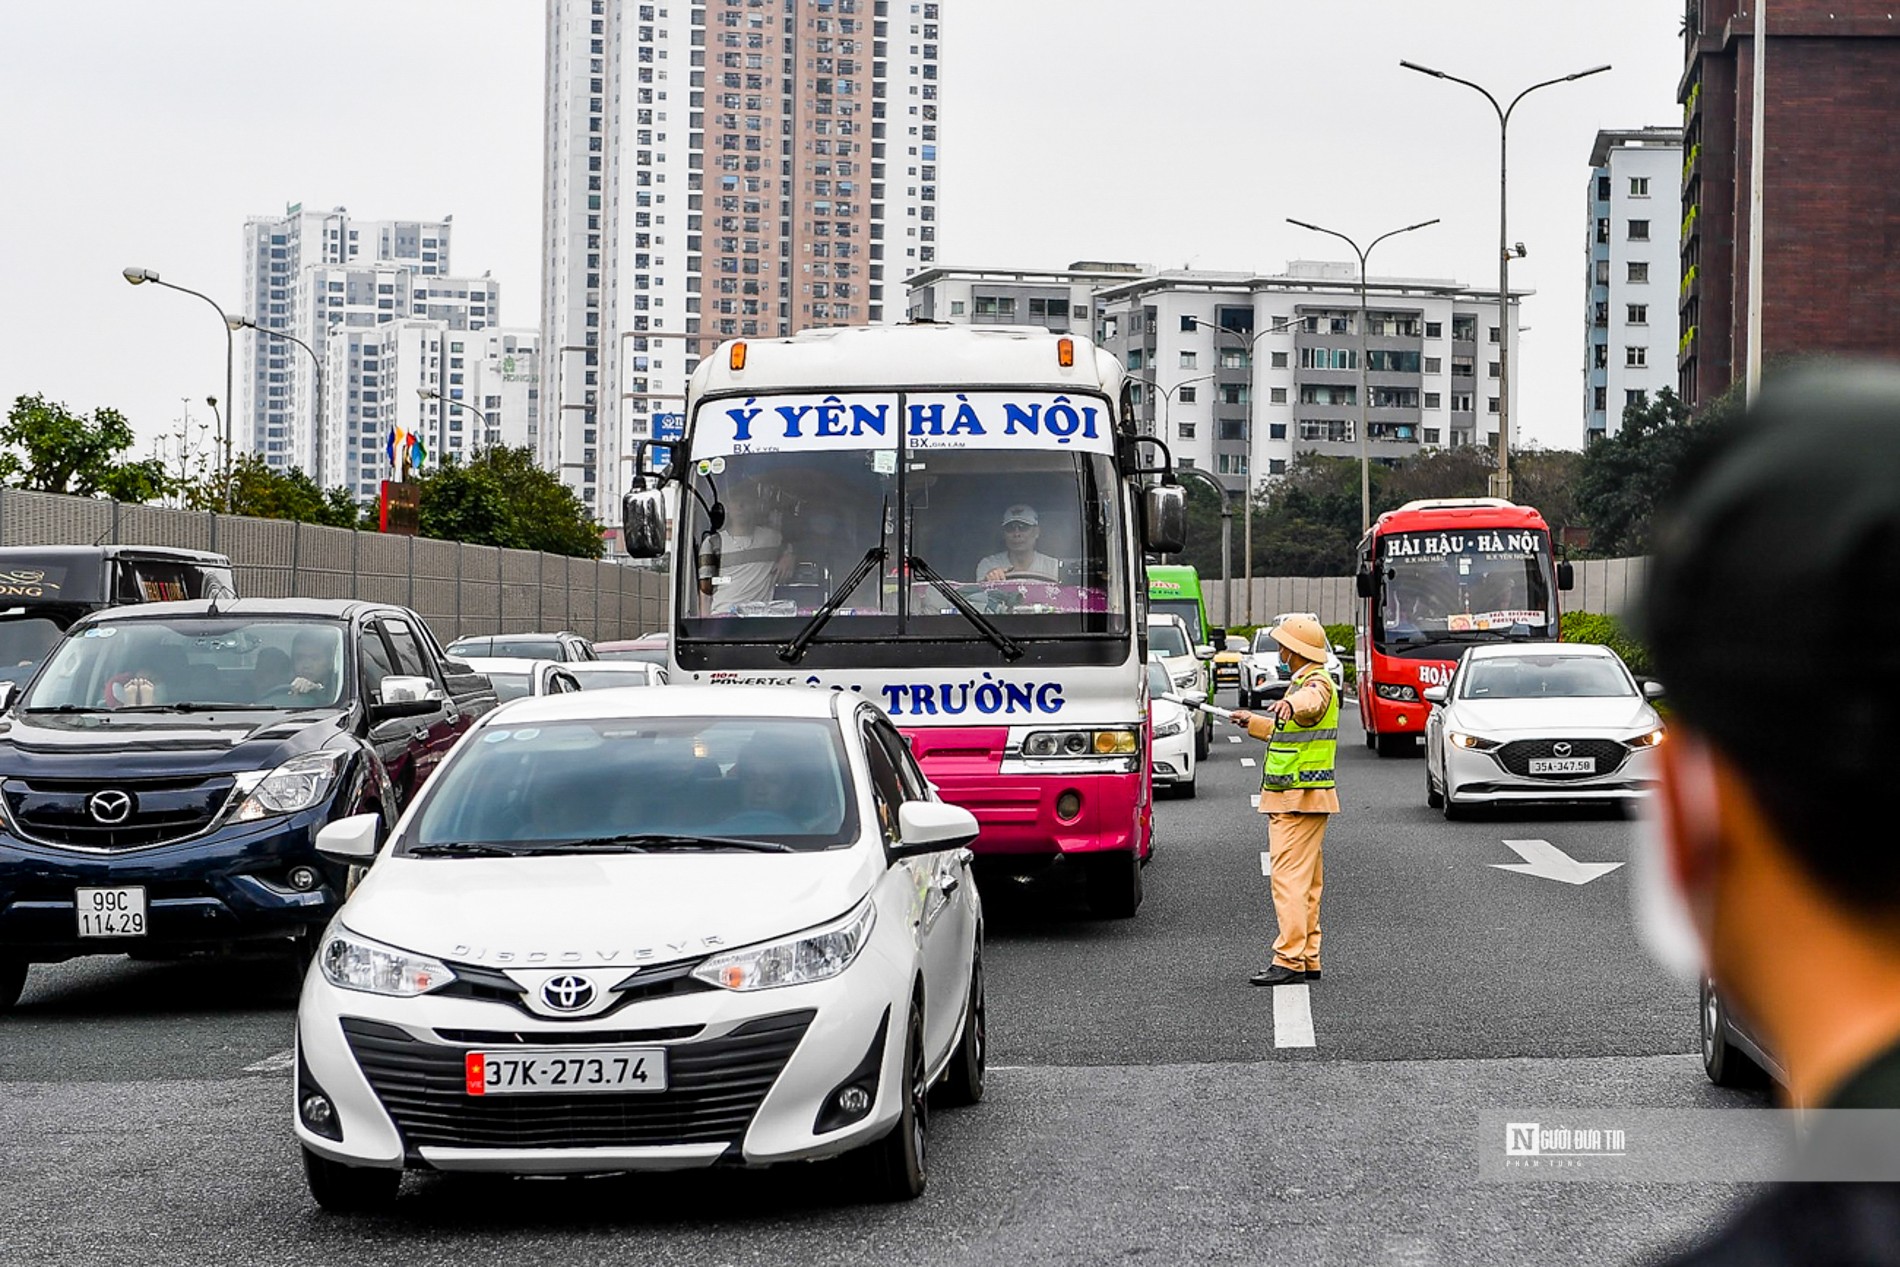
xmin=293 ymin=686 xmax=984 ymax=1210
xmin=1422 ymin=643 xmax=1665 ymax=819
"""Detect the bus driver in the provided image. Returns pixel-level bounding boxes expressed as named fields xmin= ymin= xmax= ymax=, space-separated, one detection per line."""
xmin=977 ymin=504 xmax=1063 ymax=583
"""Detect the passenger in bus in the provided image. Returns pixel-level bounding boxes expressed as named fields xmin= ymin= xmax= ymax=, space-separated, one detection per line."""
xmin=975 ymin=504 xmax=1063 ymax=583
xmin=701 ymin=484 xmax=796 ymax=615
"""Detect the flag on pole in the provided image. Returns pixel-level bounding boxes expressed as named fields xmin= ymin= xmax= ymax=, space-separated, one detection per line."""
xmin=407 ymin=431 xmax=426 ymax=467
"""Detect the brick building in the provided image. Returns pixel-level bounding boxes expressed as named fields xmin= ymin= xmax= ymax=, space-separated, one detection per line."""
xmin=1678 ymin=2 xmax=1900 ymax=407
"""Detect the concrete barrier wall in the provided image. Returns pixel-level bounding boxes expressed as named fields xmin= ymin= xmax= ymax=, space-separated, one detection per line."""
xmin=0 ymin=486 xmax=668 ymax=644
xmin=1203 ymin=557 xmax=1647 ymax=629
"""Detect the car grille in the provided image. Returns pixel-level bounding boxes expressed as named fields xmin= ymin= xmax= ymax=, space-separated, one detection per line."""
xmin=433 ymin=958 xmax=718 ymax=1019
xmin=1495 ymin=739 xmax=1629 ymax=780
xmin=341 ymin=1010 xmax=815 ymax=1153
xmin=2 ymin=775 xmax=238 ymax=850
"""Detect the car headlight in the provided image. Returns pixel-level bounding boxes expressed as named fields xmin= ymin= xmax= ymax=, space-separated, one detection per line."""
xmin=1446 ymin=730 xmax=1501 ymax=751
xmin=692 ymin=898 xmax=875 ymax=992
xmin=1625 ymin=726 xmax=1666 ymax=749
xmin=319 ymin=924 xmax=456 ymax=997
xmin=1022 ymin=728 xmax=1140 ymax=757
xmin=1153 ymin=717 xmax=1186 ymax=738
xmin=1376 ymin=683 xmax=1420 ymax=702
xmin=230 ymin=749 xmax=347 ymax=822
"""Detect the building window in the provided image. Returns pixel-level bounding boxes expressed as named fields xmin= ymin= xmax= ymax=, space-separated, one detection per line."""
xmin=1626 ymin=388 xmax=1647 ymax=407
xmin=1627 ymin=304 xmax=1648 ymax=325
xmin=1594 ymin=386 xmax=1608 ymax=411
xmin=1423 ymin=392 xmax=1441 ymax=409
xmin=1269 ymin=423 xmax=1287 ymax=440
xmin=1487 ymin=397 xmax=1500 ymax=414
xmin=1628 ymin=219 xmax=1650 ymax=241
xmin=1626 ymin=346 xmax=1647 ymax=367
xmin=1596 ymin=175 xmax=1612 ymax=201
xmin=1423 ymin=356 xmax=1441 ymax=374
xmin=1423 ymin=428 xmax=1440 ymax=444
xmin=1488 ymin=326 xmax=1501 ymax=344
xmin=949 ymin=300 xmax=964 ymax=315
xmin=1628 ymin=261 xmax=1650 ymax=283
xmin=1271 ymin=351 xmax=1288 ymax=369
xmin=1268 ymin=459 xmax=1286 ymax=476
xmin=1180 ymin=314 xmax=1198 ymax=332
xmin=1178 ymin=386 xmax=1197 ymax=404
xmin=1269 ymin=387 xmax=1288 ymax=404
xmin=1594 ymin=344 xmax=1609 ymax=368
xmin=1176 ymin=423 xmax=1196 ymax=440
xmin=1488 ymin=361 xmax=1500 ymax=378
xmin=1596 ymin=218 xmax=1610 ymax=244
xmin=1595 ymin=260 xmax=1611 ymax=285
xmin=1425 ymin=321 xmax=1442 ymax=339
xmin=1629 ymin=176 xmax=1650 ymax=197
xmin=1179 ymin=351 xmax=1197 ymax=369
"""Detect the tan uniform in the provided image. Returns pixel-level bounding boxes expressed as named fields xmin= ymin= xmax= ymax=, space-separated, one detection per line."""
xmin=1245 ymin=670 xmax=1337 ymax=973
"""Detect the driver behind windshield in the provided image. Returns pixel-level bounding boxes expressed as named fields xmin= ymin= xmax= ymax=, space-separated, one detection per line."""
xmin=976 ymin=504 xmax=1063 ymax=582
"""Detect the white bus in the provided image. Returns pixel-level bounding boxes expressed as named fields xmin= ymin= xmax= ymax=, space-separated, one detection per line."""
xmin=622 ymin=324 xmax=1186 ymax=917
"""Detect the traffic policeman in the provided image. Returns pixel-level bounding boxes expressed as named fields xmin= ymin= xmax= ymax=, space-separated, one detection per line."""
xmin=1230 ymin=613 xmax=1338 ymax=986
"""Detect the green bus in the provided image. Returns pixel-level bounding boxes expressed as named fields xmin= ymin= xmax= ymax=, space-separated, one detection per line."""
xmin=1146 ymin=564 xmax=1211 ymax=645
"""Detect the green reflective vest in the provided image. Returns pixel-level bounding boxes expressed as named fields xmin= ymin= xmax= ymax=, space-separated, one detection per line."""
xmin=1261 ymin=665 xmax=1339 ymax=793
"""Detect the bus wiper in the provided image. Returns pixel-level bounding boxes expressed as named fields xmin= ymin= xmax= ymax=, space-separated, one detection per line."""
xmin=779 ymin=545 xmax=886 ymax=664
xmin=905 ymin=555 xmax=1024 ymax=662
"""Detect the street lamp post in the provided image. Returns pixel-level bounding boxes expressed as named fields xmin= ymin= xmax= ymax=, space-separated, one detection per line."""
xmin=123 ymin=267 xmax=234 ymax=510
xmin=1187 ymin=317 xmax=1298 ymax=626
xmin=1132 ymin=371 xmax=1221 ymax=602
xmin=418 ymin=387 xmax=498 ymax=462
xmin=229 ymin=315 xmax=326 ymax=487
xmin=1399 ymin=59 xmax=1611 ymax=502
xmin=1285 ymin=217 xmax=1441 ymax=533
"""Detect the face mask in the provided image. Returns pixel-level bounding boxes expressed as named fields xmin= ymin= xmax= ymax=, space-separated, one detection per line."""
xmin=1629 ymin=733 xmax=1721 ymax=985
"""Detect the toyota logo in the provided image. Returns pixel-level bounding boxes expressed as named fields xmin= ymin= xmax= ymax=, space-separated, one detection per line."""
xmin=541 ymin=974 xmax=596 ymax=1012
xmin=87 ymin=790 xmax=133 ymax=824
xmin=1552 ymin=742 xmax=1573 ymax=757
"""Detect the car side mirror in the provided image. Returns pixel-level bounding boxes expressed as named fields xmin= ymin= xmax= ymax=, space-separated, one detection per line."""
xmin=621 ymin=488 xmax=670 ymax=559
xmin=1557 ymin=560 xmax=1575 ymax=591
xmin=316 ymin=812 xmax=381 ymax=862
xmin=369 ymin=674 xmax=441 ymax=722
xmin=1142 ymin=483 xmax=1187 ymax=554
xmin=890 ymin=800 xmax=980 ymax=858
xmin=1194 ymin=644 xmax=1215 ymax=660
xmin=1355 ymin=567 xmax=1376 ymax=599
xmin=1641 ymin=679 xmax=1665 ymax=700
xmin=1422 ymin=685 xmax=1448 ymax=705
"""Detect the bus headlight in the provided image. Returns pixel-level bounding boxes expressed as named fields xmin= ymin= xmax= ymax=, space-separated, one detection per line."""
xmin=1023 ymin=729 xmax=1140 ymax=758
xmin=1375 ymin=684 xmax=1421 ymax=702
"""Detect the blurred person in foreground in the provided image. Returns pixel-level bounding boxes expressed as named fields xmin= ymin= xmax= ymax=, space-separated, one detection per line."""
xmin=1637 ymin=363 xmax=1900 ymax=1264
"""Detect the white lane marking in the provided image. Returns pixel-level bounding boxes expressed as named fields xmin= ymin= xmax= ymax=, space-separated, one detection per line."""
xmin=1249 ymin=794 xmax=1260 ymax=809
xmin=1259 ymin=851 xmax=1272 ymax=876
xmin=1228 ymin=735 xmax=1243 ymax=744
xmin=1240 ymin=757 xmax=1256 ymax=767
xmin=1273 ymin=983 xmax=1316 ymax=1048
xmin=1492 ymin=837 xmax=1625 ymax=886
xmin=243 ymin=1049 xmax=296 ymax=1074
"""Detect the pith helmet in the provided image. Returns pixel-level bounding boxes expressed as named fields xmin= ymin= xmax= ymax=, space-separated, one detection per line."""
xmin=1269 ymin=614 xmax=1329 ymax=664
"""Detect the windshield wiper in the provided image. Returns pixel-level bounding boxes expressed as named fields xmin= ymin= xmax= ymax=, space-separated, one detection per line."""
xmin=405 ymin=842 xmax=537 ymax=858
xmin=904 ymin=555 xmax=1024 ymax=661
xmin=779 ymin=545 xmax=886 ymax=664
xmin=112 ymin=702 xmax=271 ymax=712
xmin=22 ymin=704 xmax=109 ymax=714
xmin=555 ymin=833 xmax=796 ymax=854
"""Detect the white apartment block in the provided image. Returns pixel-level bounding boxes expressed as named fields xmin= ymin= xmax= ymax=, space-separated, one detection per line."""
xmin=1583 ymin=127 xmax=1683 ymax=441
xmin=239 ymin=206 xmax=454 ymax=480
xmin=905 ymin=262 xmax=1151 ymax=328
xmin=541 ymin=0 xmax=941 ymax=522
xmin=321 ymin=323 xmax=540 ymax=500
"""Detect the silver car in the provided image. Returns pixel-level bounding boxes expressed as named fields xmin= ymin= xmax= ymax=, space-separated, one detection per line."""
xmin=1422 ymin=643 xmax=1665 ymax=819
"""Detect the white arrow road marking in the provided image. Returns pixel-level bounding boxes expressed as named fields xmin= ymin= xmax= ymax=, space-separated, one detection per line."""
xmin=1491 ymin=838 xmax=1625 ymax=886
xmin=1273 ymin=983 xmax=1315 ymax=1047
xmin=1260 ymin=850 xmax=1272 ymax=876
xmin=243 ymin=1049 xmax=296 ymax=1074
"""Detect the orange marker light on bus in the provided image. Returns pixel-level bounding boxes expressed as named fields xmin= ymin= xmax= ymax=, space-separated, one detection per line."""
xmin=1056 ymin=337 xmax=1075 ymax=367
xmin=729 ymin=342 xmax=748 ymax=371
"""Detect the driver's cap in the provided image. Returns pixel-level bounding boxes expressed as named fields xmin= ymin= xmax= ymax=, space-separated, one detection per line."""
xmin=1001 ymin=504 xmax=1039 ymax=527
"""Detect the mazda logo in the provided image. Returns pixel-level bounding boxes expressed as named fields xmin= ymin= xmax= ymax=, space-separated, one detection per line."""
xmin=1552 ymin=742 xmax=1573 ymax=757
xmin=87 ymin=789 xmax=133 ymax=824
xmin=541 ymin=974 xmax=596 ymax=1012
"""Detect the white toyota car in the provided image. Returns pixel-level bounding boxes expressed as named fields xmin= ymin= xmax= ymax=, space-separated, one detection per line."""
xmin=294 ymin=686 xmax=985 ymax=1210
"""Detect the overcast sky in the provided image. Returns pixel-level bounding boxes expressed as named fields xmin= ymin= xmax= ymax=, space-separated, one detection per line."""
xmin=0 ymin=1 xmax=1681 ymax=464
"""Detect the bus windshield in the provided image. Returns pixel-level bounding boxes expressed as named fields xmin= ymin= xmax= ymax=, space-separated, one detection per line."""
xmin=675 ymin=391 xmax=1128 ymax=641
xmin=1373 ymin=528 xmax=1557 ymax=653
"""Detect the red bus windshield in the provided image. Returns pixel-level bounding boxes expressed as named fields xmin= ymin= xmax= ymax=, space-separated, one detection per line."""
xmin=1372 ymin=527 xmax=1558 ymax=655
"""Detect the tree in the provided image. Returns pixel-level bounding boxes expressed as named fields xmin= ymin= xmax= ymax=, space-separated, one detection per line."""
xmin=183 ymin=454 xmax=364 ymax=528
xmin=0 ymin=394 xmax=170 ymax=502
xmin=1575 ymin=385 xmax=1741 ymax=557
xmin=1246 ymin=454 xmax=1363 ymax=577
xmin=413 ymin=446 xmax=603 ymax=558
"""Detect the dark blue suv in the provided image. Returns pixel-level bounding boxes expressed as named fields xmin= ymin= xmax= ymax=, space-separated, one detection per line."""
xmin=0 ymin=598 xmax=495 ymax=1009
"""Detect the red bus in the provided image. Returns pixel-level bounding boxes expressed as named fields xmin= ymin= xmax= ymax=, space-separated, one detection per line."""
xmin=1353 ymin=498 xmax=1574 ymax=756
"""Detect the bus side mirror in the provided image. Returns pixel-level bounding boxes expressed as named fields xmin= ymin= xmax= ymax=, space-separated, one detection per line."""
xmin=1142 ymin=484 xmax=1187 ymax=554
xmin=622 ymin=489 xmax=669 ymax=559
xmin=1355 ymin=567 xmax=1376 ymax=599
xmin=1557 ymin=560 xmax=1575 ymax=591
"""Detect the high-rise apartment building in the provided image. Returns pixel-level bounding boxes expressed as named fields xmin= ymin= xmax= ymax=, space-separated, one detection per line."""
xmin=541 ymin=0 xmax=941 ymax=521
xmin=235 ymin=208 xmax=490 ymax=486
xmin=1583 ymin=128 xmax=1682 ymax=441
xmin=1678 ymin=1 xmax=1900 ymax=406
